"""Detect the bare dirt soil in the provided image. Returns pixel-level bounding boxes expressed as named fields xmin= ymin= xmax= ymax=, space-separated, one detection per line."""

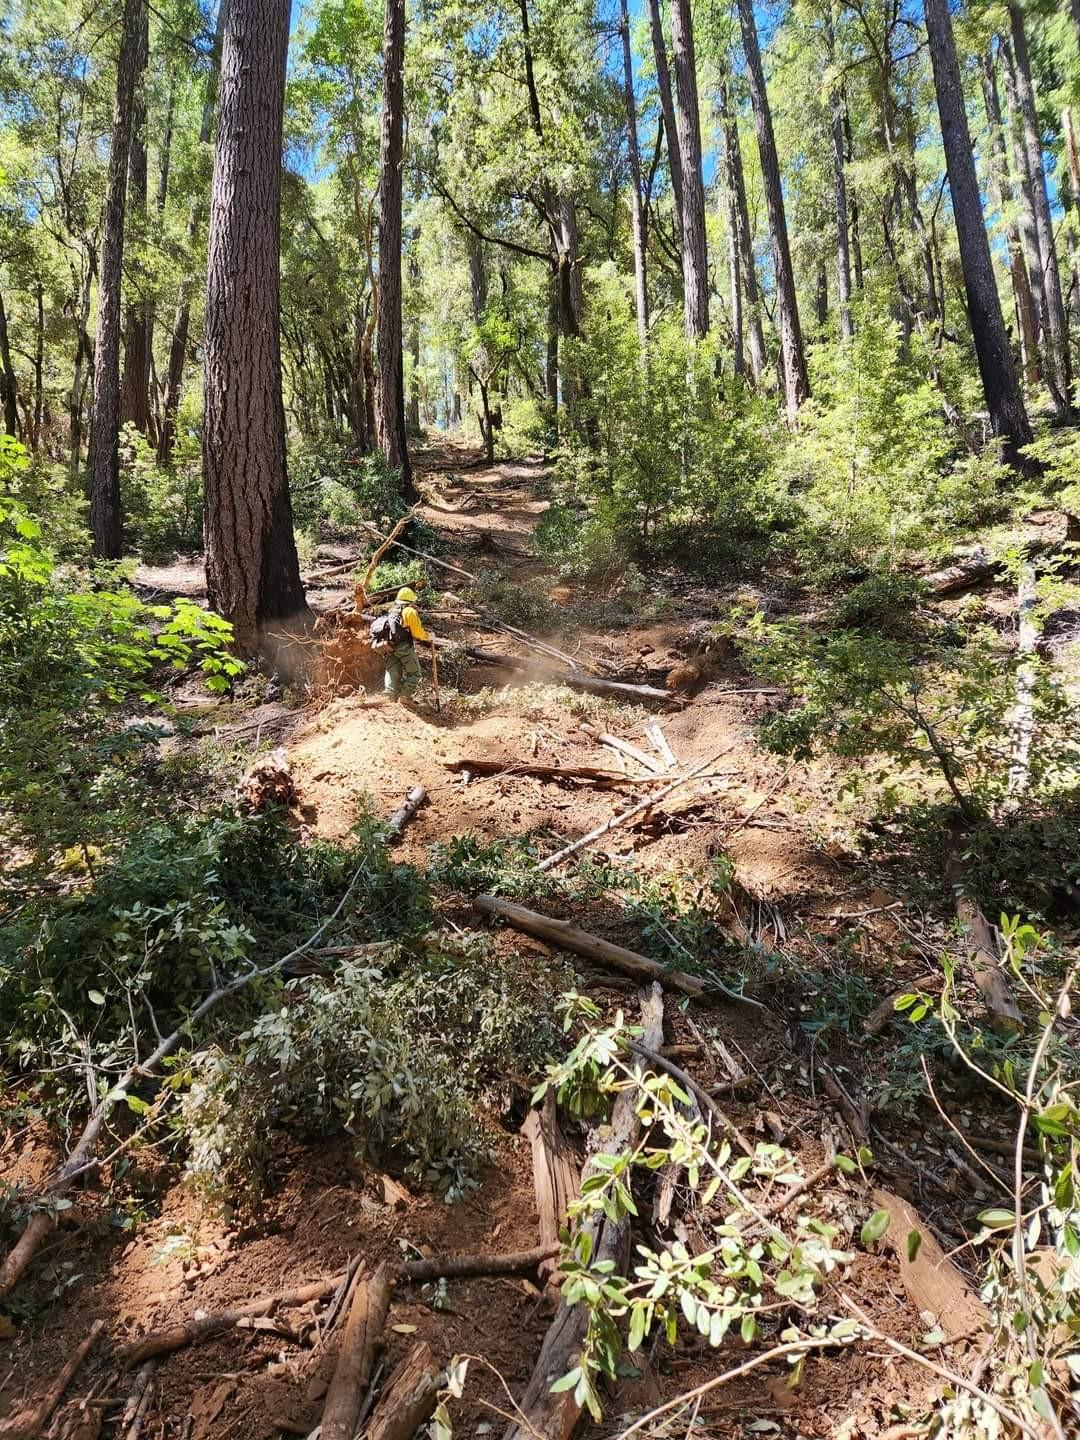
xmin=2 ymin=445 xmax=1007 ymax=1440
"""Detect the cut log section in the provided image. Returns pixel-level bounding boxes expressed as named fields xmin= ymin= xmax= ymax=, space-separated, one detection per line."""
xmin=473 ymin=895 xmax=705 ymax=998
xmin=872 ymin=1189 xmax=989 ymax=1341
xmin=945 ymin=830 xmax=1022 ymax=1032
xmin=581 ymin=723 xmax=663 ymax=775
xmin=442 ymin=758 xmax=650 ymax=789
xmin=523 ymin=1092 xmax=580 ymax=1294
xmin=502 ymin=984 xmax=665 ymax=1440
xmin=361 ymin=1341 xmax=441 ymax=1440
xmin=442 ymin=643 xmax=672 ymax=704
xmin=645 ymin=722 xmax=677 ymax=771
xmin=320 ymin=1264 xmax=394 ymax=1440
xmin=384 ymin=786 xmax=428 ymax=841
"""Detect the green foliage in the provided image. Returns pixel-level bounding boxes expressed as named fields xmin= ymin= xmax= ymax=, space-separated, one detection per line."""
xmin=179 ymin=933 xmax=557 ymax=1202
xmin=466 ymin=567 xmax=558 ymax=630
xmin=0 ymin=439 xmax=242 ymax=872
xmin=735 ymin=602 xmax=1078 ymax=821
xmin=428 ymin=833 xmax=556 ymax=899
xmin=554 ymin=266 xmax=787 ymax=575
xmin=121 ymin=426 xmax=204 ymax=563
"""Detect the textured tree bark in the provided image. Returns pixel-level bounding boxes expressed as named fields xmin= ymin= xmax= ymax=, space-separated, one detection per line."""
xmin=202 ymin=0 xmax=308 ymax=652
xmin=925 ymin=0 xmax=1032 ymax=471
xmin=644 ymin=0 xmax=684 ymax=242
xmin=825 ymin=9 xmax=853 ymax=340
xmin=717 ymin=85 xmax=744 ymax=377
xmin=89 ymin=0 xmax=145 ymax=558
xmin=68 ymin=256 xmax=94 ymax=481
xmin=980 ymin=52 xmax=1039 ymax=387
xmin=669 ymin=0 xmax=708 ymax=338
xmin=618 ymin=0 xmax=648 ymax=348
xmin=721 ymin=87 xmax=765 ymax=384
xmin=120 ymin=0 xmax=150 ymax=434
xmin=375 ymin=0 xmax=415 ymax=499
xmin=158 ymin=0 xmax=229 ymax=464
xmin=734 ymin=0 xmax=808 ymax=415
xmin=0 ymin=289 xmax=19 ymax=437
xmin=998 ymin=37 xmax=1048 ymax=361
xmin=1007 ymin=4 xmax=1072 ymax=418
xmin=31 ymin=283 xmax=44 ymax=450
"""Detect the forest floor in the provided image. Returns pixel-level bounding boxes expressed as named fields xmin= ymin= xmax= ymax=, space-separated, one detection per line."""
xmin=3 ymin=441 xmax=1053 ymax=1440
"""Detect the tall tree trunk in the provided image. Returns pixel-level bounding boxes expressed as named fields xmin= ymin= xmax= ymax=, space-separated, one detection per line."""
xmin=158 ymin=0 xmax=230 ymax=463
xmin=203 ymin=0 xmax=308 ymax=652
xmin=980 ymin=50 xmax=1039 ymax=386
xmin=545 ymin=277 xmax=558 ymax=417
xmin=146 ymin=69 xmax=176 ymax=441
xmin=924 ymin=0 xmax=1032 ymax=470
xmin=407 ymin=255 xmax=421 ymax=433
xmin=815 ymin=260 xmax=828 ymax=329
xmin=644 ymin=0 xmax=684 ymax=242
xmin=733 ymin=0 xmax=808 ymax=416
xmin=1061 ymin=171 xmax=1080 ymax=347
xmin=1007 ymin=3 xmax=1072 ymax=417
xmin=669 ymin=0 xmax=708 ymax=338
xmin=717 ymin=94 xmax=743 ymax=377
xmin=467 ymin=238 xmax=494 ymax=459
xmin=618 ymin=0 xmax=648 ymax=348
xmin=120 ymin=0 xmax=150 ymax=435
xmin=374 ymin=0 xmax=415 ymax=498
xmin=69 ymin=255 xmax=95 ymax=482
xmin=0 ymin=289 xmax=19 ymax=437
xmin=844 ymin=106 xmax=864 ymax=291
xmin=998 ymin=37 xmax=1048 ymax=362
xmin=89 ymin=0 xmax=144 ymax=558
xmin=32 ymin=282 xmax=44 ymax=451
xmin=826 ymin=9 xmax=853 ymax=340
xmin=719 ymin=77 xmax=765 ymax=383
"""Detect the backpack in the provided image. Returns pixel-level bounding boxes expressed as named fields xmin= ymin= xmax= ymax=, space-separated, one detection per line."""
xmin=369 ymin=605 xmax=409 ymax=652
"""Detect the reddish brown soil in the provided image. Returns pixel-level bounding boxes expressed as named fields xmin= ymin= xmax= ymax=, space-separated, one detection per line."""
xmin=1 ymin=444 xmax=1004 ymax=1440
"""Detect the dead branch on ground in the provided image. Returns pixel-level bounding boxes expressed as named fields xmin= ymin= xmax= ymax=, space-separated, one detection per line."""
xmin=0 ymin=1319 xmax=104 ymax=1440
xmin=319 ymin=1264 xmax=393 ymax=1440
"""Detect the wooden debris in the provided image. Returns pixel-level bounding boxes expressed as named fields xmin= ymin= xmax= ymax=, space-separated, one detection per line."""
xmin=357 ymin=521 xmax=478 ymax=584
xmin=384 ymin=785 xmax=428 ymax=841
xmin=581 ymin=722 xmax=663 ymax=775
xmin=122 ymin=1361 xmax=157 ymax=1440
xmin=236 ymin=746 xmax=298 ymax=811
xmin=534 ymin=745 xmax=734 ymax=872
xmin=629 ymin=1042 xmax=752 ymax=1156
xmin=361 ymin=1342 xmax=441 ymax=1440
xmin=0 ymin=1318 xmax=104 ymax=1440
xmin=645 ymin=722 xmax=677 ymax=771
xmin=354 ymin=513 xmax=415 ymax=611
xmin=820 ymin=1065 xmax=870 ymax=1145
xmin=321 ymin=1264 xmax=394 ymax=1440
xmin=1006 ymin=563 xmax=1038 ymax=799
xmin=502 ymin=985 xmax=665 ymax=1440
xmin=473 ymin=895 xmax=706 ymax=998
xmin=871 ymin=1189 xmax=989 ymax=1341
xmin=442 ymin=758 xmax=645 ymax=789
xmin=523 ymin=1092 xmax=579 ymax=1293
xmin=945 ymin=829 xmax=1022 ymax=1032
xmin=120 ymin=1273 xmax=347 ymax=1366
xmin=863 ymin=979 xmax=942 ymax=1036
xmin=448 ymin=643 xmax=672 ymax=703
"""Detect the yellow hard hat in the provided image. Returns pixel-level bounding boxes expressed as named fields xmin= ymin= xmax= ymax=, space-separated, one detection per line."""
xmin=396 ymin=587 xmax=417 ymax=604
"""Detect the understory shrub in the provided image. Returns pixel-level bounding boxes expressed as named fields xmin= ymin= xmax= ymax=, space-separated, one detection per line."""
xmin=180 ymin=934 xmax=557 ymax=1202
xmin=121 ymin=426 xmax=204 ymax=562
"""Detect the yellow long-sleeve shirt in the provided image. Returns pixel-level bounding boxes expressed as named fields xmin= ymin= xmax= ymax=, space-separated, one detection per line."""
xmin=400 ymin=604 xmax=431 ymax=644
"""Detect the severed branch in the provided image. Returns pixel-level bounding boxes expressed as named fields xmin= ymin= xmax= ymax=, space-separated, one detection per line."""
xmin=361 ymin=1341 xmax=442 ymax=1440
xmin=384 ymin=785 xmax=428 ymax=841
xmin=354 ymin=512 xmax=416 ymax=611
xmin=320 ymin=1264 xmax=394 ymax=1440
xmin=0 ymin=1318 xmax=104 ymax=1440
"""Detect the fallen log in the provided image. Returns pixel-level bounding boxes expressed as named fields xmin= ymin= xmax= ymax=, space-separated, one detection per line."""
xmin=399 ymin=1244 xmax=559 ymax=1284
xmin=871 ymin=1189 xmax=989 ymax=1341
xmin=0 ymin=1318 xmax=105 ymax=1440
xmin=442 ymin=758 xmax=645 ymax=789
xmin=523 ymin=1093 xmax=579 ymax=1293
xmin=320 ymin=1264 xmax=394 ymax=1440
xmin=945 ymin=829 xmax=1022 ymax=1032
xmin=535 ymin=746 xmax=735 ymax=872
xmin=120 ymin=1273 xmax=347 ymax=1367
xmin=820 ymin=1065 xmax=870 ymax=1145
xmin=473 ymin=895 xmax=705 ymax=998
xmin=503 ymin=986 xmax=665 ymax=1440
xmin=384 ymin=785 xmax=428 ymax=841
xmin=447 ymin=642 xmax=672 ymax=704
xmin=354 ymin=512 xmax=417 ymax=612
xmin=646 ymin=722 xmax=677 ymax=771
xmin=362 ymin=1341 xmax=441 ymax=1440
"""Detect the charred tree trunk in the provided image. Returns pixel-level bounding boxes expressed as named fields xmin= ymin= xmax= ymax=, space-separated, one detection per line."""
xmin=375 ymin=0 xmax=415 ymax=498
xmin=980 ymin=50 xmax=1039 ymax=386
xmin=719 ymin=77 xmax=764 ymax=384
xmin=120 ymin=0 xmax=150 ymax=434
xmin=1007 ymin=5 xmax=1072 ymax=417
xmin=89 ymin=0 xmax=145 ymax=558
xmin=158 ymin=0 xmax=229 ymax=464
xmin=0 ymin=289 xmax=19 ymax=437
xmin=734 ymin=0 xmax=808 ymax=416
xmin=669 ymin=0 xmax=708 ymax=338
xmin=925 ymin=0 xmax=1032 ymax=470
xmin=619 ymin=0 xmax=648 ymax=348
xmin=645 ymin=0 xmax=684 ymax=242
xmin=202 ymin=0 xmax=308 ymax=652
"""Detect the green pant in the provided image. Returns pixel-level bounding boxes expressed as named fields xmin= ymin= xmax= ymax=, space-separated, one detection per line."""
xmin=384 ymin=641 xmax=421 ymax=698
